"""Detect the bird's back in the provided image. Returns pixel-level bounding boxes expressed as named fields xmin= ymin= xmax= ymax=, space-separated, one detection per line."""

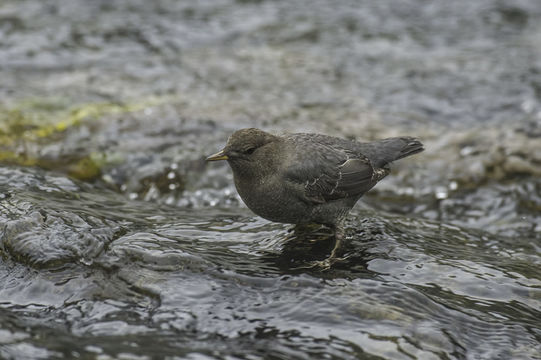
xmin=285 ymin=133 xmax=423 ymax=168
xmin=281 ymin=133 xmax=423 ymax=207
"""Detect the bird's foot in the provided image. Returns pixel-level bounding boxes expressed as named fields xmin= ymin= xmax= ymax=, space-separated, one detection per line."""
xmin=307 ymin=258 xmax=335 ymax=271
xmin=294 ymin=254 xmax=350 ymax=271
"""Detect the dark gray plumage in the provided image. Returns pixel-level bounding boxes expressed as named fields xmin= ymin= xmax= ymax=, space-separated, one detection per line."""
xmin=206 ymin=128 xmax=424 ymax=268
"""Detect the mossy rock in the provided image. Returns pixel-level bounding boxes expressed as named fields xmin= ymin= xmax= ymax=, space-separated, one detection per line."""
xmin=0 ymin=96 xmax=168 ymax=180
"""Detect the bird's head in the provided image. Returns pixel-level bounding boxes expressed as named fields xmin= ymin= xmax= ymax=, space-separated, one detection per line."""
xmin=206 ymin=128 xmax=281 ymax=178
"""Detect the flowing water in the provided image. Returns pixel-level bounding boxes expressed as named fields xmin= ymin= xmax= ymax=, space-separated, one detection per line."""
xmin=1 ymin=167 xmax=539 ymax=360
xmin=1 ymin=0 xmax=540 ymax=359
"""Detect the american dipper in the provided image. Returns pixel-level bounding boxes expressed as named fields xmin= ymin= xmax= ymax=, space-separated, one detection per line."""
xmin=206 ymin=128 xmax=424 ymax=268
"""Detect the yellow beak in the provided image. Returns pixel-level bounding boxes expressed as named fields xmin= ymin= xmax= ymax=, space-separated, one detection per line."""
xmin=205 ymin=149 xmax=229 ymax=161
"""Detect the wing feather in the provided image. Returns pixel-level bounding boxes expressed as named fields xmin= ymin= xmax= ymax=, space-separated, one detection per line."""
xmin=284 ymin=145 xmax=386 ymax=205
xmin=281 ymin=132 xmax=420 ymax=205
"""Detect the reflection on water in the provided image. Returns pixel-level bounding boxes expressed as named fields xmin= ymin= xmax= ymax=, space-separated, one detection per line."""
xmin=0 ymin=167 xmax=539 ymax=359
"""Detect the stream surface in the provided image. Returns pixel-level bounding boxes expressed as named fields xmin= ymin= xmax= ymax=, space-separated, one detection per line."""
xmin=1 ymin=1 xmax=540 ymax=359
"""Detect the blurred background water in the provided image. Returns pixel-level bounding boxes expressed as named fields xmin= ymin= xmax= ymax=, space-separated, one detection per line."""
xmin=0 ymin=0 xmax=540 ymax=359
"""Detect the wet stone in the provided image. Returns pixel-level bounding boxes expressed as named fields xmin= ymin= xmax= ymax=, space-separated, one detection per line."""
xmin=1 ymin=209 xmax=116 ymax=268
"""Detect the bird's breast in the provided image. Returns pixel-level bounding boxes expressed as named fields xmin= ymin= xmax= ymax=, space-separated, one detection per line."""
xmin=233 ymin=175 xmax=309 ymax=224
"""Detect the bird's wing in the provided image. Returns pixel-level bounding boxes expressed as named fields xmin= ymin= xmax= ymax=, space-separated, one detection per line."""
xmin=283 ymin=137 xmax=388 ymax=204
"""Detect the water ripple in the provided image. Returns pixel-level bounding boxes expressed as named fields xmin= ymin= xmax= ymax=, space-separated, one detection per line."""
xmin=1 ymin=166 xmax=540 ymax=359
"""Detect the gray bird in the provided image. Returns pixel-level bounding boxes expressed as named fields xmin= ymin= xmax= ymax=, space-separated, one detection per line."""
xmin=206 ymin=128 xmax=424 ymax=268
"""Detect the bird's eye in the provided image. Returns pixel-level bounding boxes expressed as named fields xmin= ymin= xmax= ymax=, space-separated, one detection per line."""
xmin=244 ymin=147 xmax=256 ymax=155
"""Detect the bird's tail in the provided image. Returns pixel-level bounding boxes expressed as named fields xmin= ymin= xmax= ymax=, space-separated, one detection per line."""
xmin=393 ymin=137 xmax=424 ymax=161
xmin=361 ymin=137 xmax=424 ymax=168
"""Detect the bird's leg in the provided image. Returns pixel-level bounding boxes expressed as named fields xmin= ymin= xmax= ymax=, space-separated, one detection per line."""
xmin=328 ymin=222 xmax=345 ymax=261
xmin=295 ymin=221 xmax=347 ymax=271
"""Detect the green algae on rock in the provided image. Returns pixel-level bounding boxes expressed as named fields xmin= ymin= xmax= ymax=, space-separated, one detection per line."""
xmin=0 ymin=97 xmax=168 ymax=180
